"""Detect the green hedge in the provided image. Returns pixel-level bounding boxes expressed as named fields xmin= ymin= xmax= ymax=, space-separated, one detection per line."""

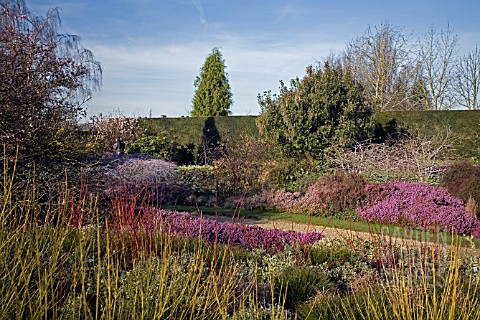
xmin=138 ymin=116 xmax=259 ymax=147
xmin=138 ymin=111 xmax=480 ymax=159
xmin=374 ymin=110 xmax=480 ymax=159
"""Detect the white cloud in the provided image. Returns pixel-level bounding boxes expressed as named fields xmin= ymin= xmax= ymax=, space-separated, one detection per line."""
xmin=276 ymin=0 xmax=303 ymax=21
xmin=192 ymin=0 xmax=207 ymax=28
xmin=86 ymin=32 xmax=345 ymax=118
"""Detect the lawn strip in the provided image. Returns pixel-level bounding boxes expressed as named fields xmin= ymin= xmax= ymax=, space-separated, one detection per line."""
xmin=161 ymin=205 xmax=480 ymax=248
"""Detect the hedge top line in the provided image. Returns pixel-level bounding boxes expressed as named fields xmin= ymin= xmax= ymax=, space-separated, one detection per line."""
xmin=131 ymin=111 xmax=479 ymax=159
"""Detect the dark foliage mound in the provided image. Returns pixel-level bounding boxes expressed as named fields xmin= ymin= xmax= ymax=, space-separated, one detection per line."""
xmin=441 ymin=162 xmax=480 ymax=217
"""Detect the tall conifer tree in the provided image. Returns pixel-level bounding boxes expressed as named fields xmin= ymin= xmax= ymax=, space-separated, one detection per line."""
xmin=192 ymin=47 xmax=233 ymax=116
xmin=409 ymin=78 xmax=433 ymax=110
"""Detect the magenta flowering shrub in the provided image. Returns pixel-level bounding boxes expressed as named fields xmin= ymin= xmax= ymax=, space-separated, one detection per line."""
xmin=142 ymin=209 xmax=323 ymax=251
xmin=296 ymin=172 xmax=368 ymax=216
xmin=245 ymin=190 xmax=300 ymax=210
xmin=358 ymin=181 xmax=479 ymax=236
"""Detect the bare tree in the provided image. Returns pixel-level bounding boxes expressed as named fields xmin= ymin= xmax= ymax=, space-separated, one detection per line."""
xmin=418 ymin=24 xmax=459 ymax=110
xmin=344 ymin=21 xmax=418 ymax=111
xmin=455 ymin=46 xmax=480 ymax=110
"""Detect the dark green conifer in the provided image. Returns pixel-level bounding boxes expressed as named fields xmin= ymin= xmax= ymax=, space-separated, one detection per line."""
xmin=192 ymin=47 xmax=233 ymax=116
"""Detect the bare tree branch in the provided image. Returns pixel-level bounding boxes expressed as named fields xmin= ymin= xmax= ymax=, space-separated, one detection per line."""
xmin=418 ymin=24 xmax=459 ymax=110
xmin=455 ymin=46 xmax=480 ymax=110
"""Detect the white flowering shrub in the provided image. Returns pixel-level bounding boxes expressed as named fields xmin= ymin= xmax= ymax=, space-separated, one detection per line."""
xmin=103 ymin=157 xmax=188 ymax=204
xmin=90 ymin=111 xmax=142 ymax=153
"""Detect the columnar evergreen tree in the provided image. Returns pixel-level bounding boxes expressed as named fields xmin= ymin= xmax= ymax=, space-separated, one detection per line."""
xmin=408 ymin=78 xmax=433 ymax=110
xmin=191 ymin=47 xmax=233 ymax=116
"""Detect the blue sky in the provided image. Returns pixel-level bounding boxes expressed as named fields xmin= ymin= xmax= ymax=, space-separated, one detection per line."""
xmin=28 ymin=0 xmax=480 ymax=118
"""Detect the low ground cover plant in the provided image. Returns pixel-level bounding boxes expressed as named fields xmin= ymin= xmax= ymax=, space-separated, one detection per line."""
xmin=140 ymin=209 xmax=324 ymax=252
xmin=358 ymin=181 xmax=480 ymax=236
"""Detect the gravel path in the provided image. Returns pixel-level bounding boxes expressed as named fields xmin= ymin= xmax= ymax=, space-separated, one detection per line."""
xmin=199 ymin=214 xmax=367 ymax=239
